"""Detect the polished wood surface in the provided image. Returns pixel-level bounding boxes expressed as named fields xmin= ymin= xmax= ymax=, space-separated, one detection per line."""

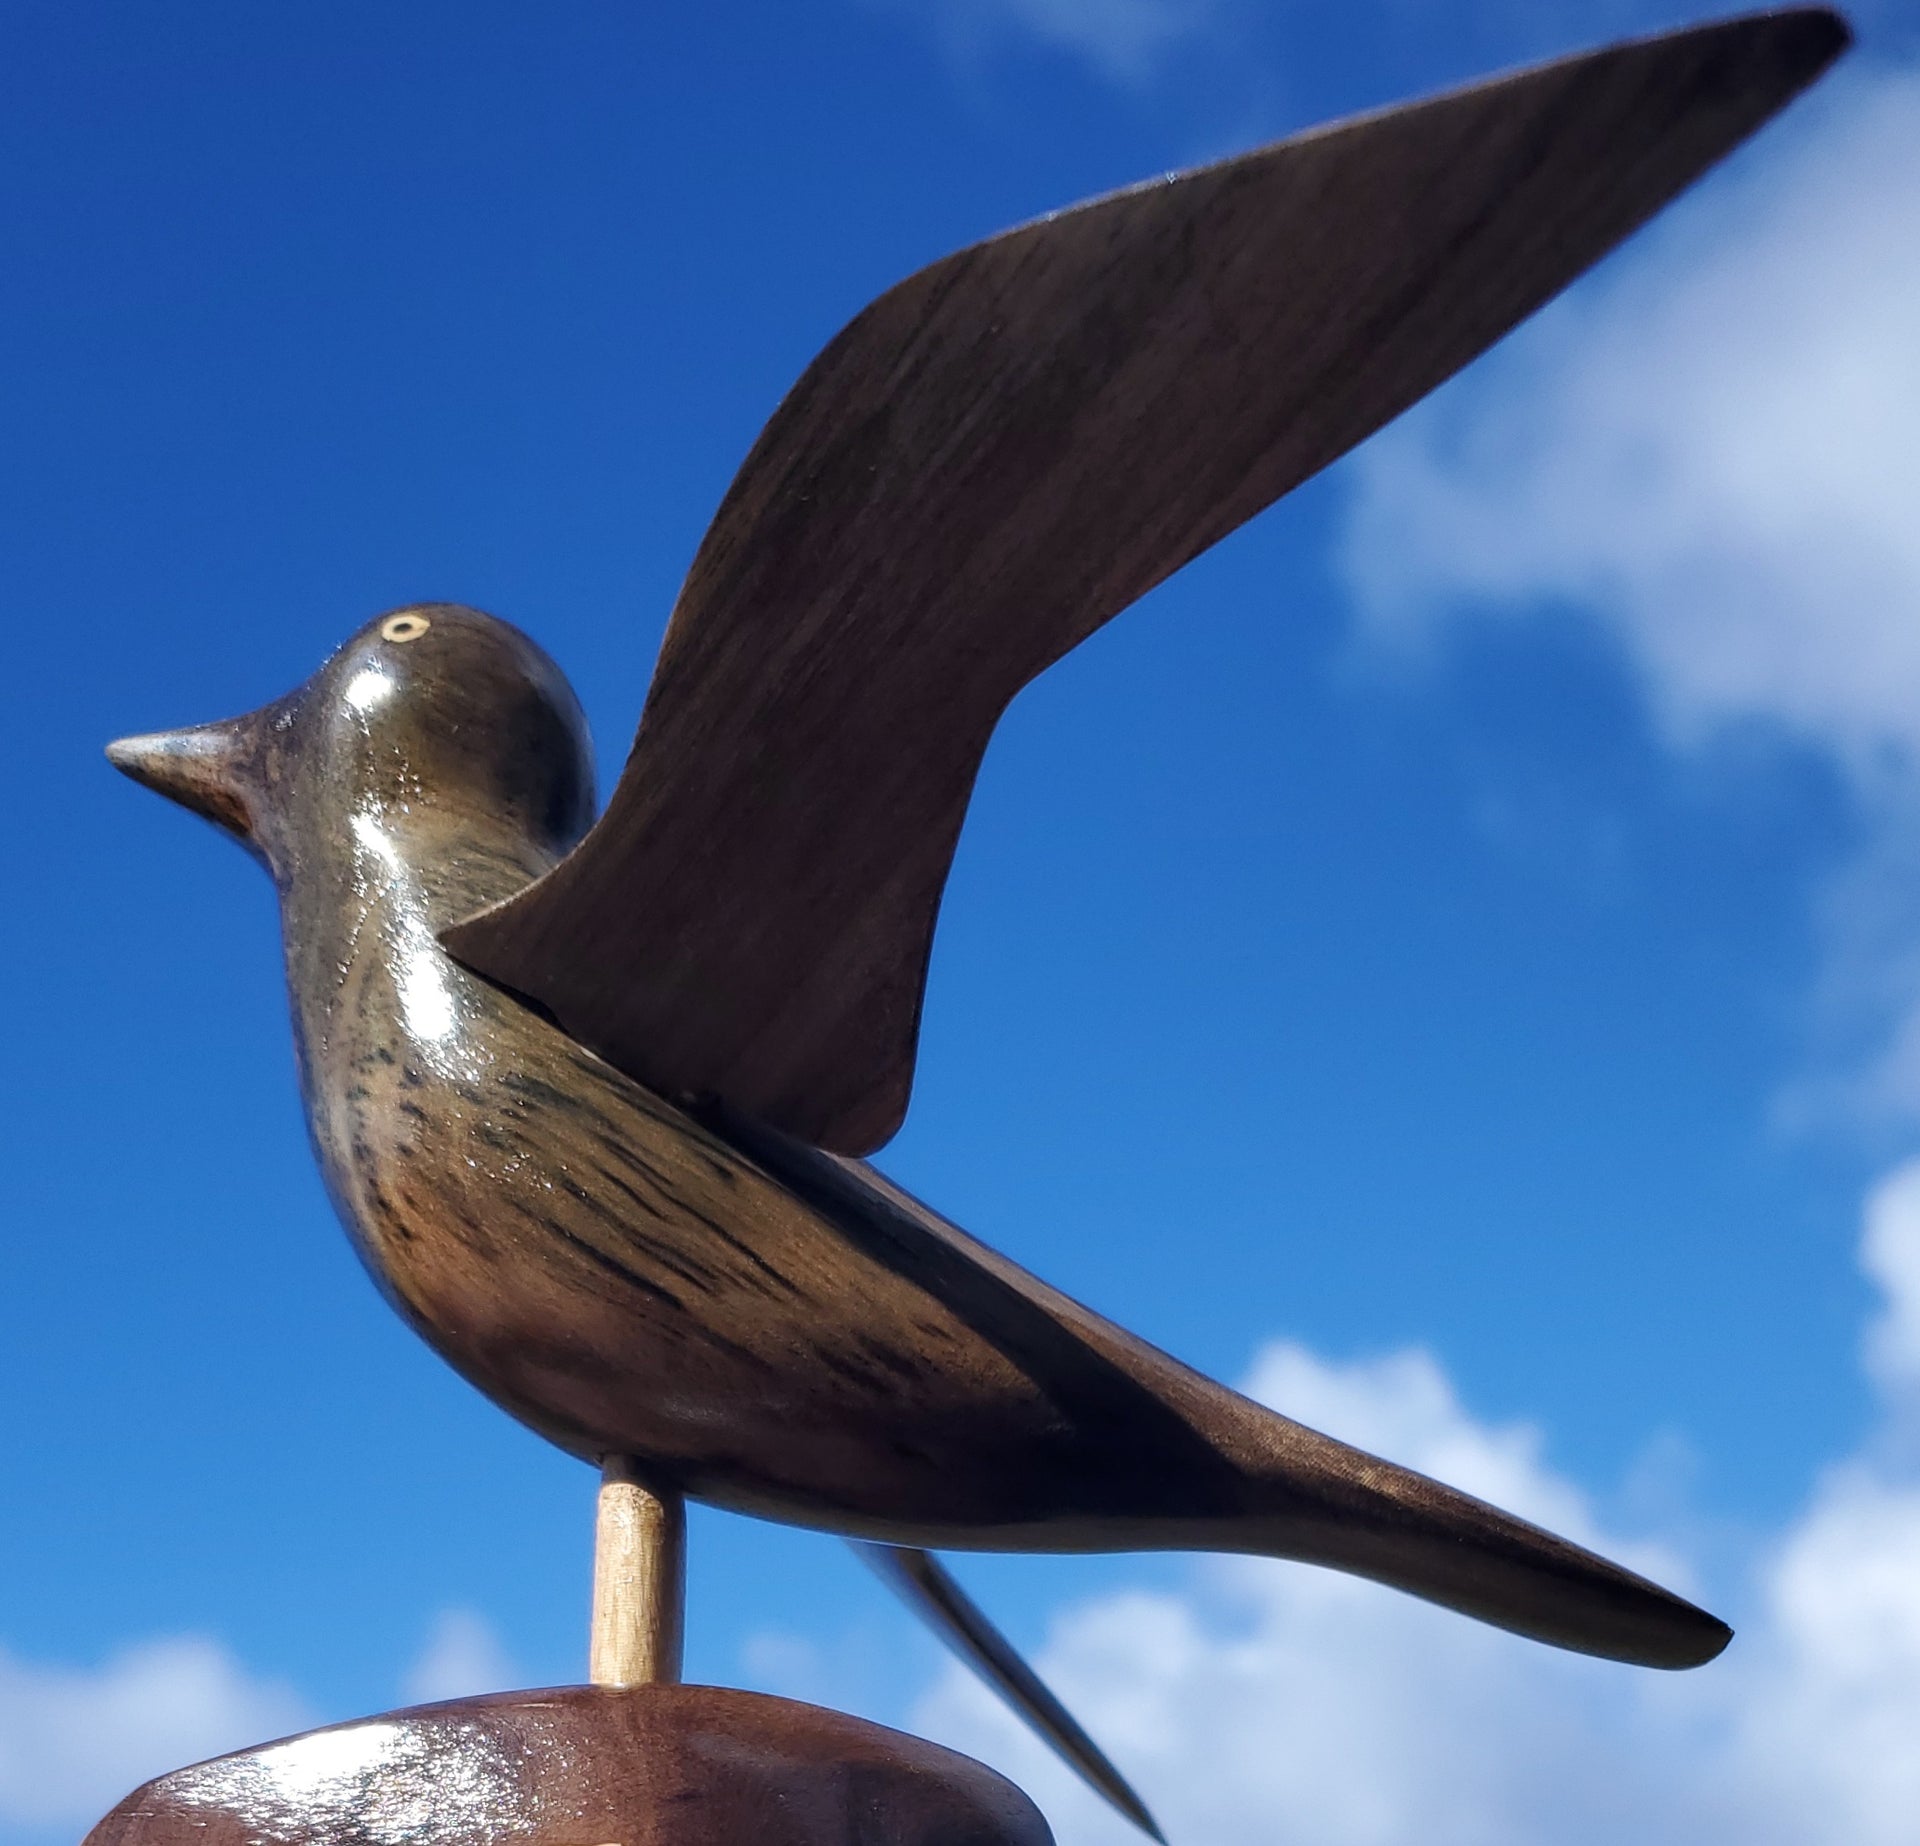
xmin=441 ymin=9 xmax=1847 ymax=1155
xmin=109 ymin=607 xmax=1730 ymax=1673
xmin=591 ymin=1461 xmax=685 ymax=1687
xmin=101 ymin=20 xmax=1856 ymax=1812
xmin=82 ymin=1686 xmax=1052 ymax=1846
xmin=861 ymin=1544 xmax=1163 ymax=1842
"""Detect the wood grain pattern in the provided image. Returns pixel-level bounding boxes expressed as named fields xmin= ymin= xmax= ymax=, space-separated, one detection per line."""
xmin=81 ymin=1686 xmax=1052 ymax=1846
xmin=440 ymin=8 xmax=1848 ymax=1154
xmin=591 ymin=1462 xmax=685 ymax=1687
xmin=110 ymin=606 xmax=1734 ymax=1674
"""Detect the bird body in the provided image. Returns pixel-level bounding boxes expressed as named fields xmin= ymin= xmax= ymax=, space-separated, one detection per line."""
xmin=101 ymin=17 xmax=1857 ymax=1823
xmin=112 ymin=606 xmax=1724 ymax=1670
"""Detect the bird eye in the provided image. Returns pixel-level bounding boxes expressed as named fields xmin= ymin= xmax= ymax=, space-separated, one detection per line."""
xmin=381 ymin=613 xmax=432 ymax=643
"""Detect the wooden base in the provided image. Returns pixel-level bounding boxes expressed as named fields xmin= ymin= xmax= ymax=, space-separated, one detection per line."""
xmin=80 ymin=1684 xmax=1052 ymax=1846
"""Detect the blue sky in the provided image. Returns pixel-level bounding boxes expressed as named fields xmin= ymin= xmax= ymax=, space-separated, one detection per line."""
xmin=4 ymin=1 xmax=1920 ymax=1841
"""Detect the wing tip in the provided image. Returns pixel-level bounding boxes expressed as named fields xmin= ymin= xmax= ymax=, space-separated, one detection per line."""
xmin=1516 ymin=1566 xmax=1735 ymax=1671
xmin=1719 ymin=4 xmax=1853 ymax=88
xmin=1758 ymin=6 xmax=1855 ymax=94
xmin=1776 ymin=5 xmax=1854 ymax=59
xmin=1648 ymin=1603 xmax=1735 ymax=1672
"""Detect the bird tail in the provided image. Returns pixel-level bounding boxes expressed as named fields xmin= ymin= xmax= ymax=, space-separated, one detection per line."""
xmin=722 ymin=1113 xmax=1729 ymax=1673
xmin=1186 ymin=1384 xmax=1729 ymax=1669
xmin=849 ymin=1156 xmax=1729 ymax=1671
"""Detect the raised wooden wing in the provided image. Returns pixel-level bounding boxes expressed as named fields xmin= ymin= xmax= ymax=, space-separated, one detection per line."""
xmin=443 ymin=10 xmax=1847 ymax=1152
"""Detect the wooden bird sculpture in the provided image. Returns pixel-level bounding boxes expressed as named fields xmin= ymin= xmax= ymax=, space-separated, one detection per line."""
xmin=105 ymin=9 xmax=1845 ymax=1838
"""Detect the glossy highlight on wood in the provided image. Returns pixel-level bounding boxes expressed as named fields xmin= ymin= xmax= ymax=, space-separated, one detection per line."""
xmin=442 ymin=8 xmax=1848 ymax=1157
xmin=97 ymin=10 xmax=1855 ymax=1832
xmin=82 ymin=1686 xmax=1053 ymax=1846
xmin=108 ymin=605 xmax=1730 ymax=1672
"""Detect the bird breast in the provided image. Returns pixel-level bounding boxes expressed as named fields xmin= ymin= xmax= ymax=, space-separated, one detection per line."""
xmin=273 ymin=797 xmax=1126 ymax=1537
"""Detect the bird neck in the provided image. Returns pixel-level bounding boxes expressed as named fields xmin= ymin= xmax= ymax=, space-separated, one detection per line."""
xmin=274 ymin=793 xmax=564 ymax=1084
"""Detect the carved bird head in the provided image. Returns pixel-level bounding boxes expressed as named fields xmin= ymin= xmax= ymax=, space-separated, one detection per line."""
xmin=106 ymin=603 xmax=595 ymax=891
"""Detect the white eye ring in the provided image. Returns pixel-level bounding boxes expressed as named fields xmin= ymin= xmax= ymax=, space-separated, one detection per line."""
xmin=381 ymin=613 xmax=432 ymax=643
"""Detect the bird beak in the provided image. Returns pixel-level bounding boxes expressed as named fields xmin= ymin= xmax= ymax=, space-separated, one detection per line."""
xmin=106 ymin=717 xmax=262 ymax=846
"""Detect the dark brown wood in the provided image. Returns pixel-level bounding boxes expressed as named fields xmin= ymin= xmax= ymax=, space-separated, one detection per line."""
xmin=439 ymin=8 xmax=1847 ymax=1155
xmin=860 ymin=1544 xmax=1163 ymax=1842
xmin=110 ymin=605 xmax=1731 ymax=1673
xmin=81 ymin=1685 xmax=1052 ymax=1846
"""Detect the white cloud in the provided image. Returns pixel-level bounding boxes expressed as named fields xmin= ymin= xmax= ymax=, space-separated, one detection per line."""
xmin=23 ymin=46 xmax=1910 ymax=1846
xmin=874 ymin=0 xmax=1220 ymax=83
xmin=399 ymin=1608 xmax=517 ymax=1706
xmin=878 ymin=2 xmax=1916 ymax=89
xmin=0 ymin=1609 xmax=514 ymax=1835
xmin=1343 ymin=66 xmax=1920 ymax=773
xmin=740 ymin=1628 xmax=835 ymax=1701
xmin=912 ymin=1345 xmax=1710 ymax=1846
xmin=1866 ymin=1160 xmax=1920 ymax=1375
xmin=1340 ymin=64 xmax=1920 ymax=1127
xmin=1735 ymin=1467 xmax=1920 ymax=1844
xmin=911 ymin=1163 xmax=1920 ymax=1844
xmin=1242 ymin=1342 xmax=1620 ymax=1557
xmin=0 ymin=1636 xmax=308 ymax=1830
xmin=14 ymin=1266 xmax=1920 ymax=1846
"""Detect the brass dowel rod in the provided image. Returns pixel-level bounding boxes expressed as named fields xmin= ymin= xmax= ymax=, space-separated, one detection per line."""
xmin=589 ymin=1457 xmax=685 ymax=1686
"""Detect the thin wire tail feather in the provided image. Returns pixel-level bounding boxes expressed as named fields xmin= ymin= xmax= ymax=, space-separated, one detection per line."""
xmin=856 ymin=1543 xmax=1167 ymax=1843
